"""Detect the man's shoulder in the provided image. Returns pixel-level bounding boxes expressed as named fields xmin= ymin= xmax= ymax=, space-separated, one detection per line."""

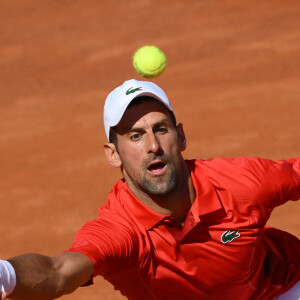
xmin=186 ymin=157 xmax=279 ymax=187
xmin=76 ymin=198 xmax=140 ymax=250
xmin=93 ymin=179 xmax=141 ymax=229
xmin=102 ymin=179 xmax=128 ymax=211
xmin=187 ymin=156 xmax=276 ymax=171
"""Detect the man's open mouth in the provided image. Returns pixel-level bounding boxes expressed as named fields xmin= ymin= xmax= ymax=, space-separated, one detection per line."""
xmin=147 ymin=162 xmax=167 ymax=175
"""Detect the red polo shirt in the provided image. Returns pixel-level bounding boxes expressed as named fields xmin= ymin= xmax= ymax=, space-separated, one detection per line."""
xmin=66 ymin=157 xmax=300 ymax=300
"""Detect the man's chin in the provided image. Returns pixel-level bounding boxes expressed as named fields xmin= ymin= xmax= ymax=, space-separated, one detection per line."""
xmin=143 ymin=181 xmax=177 ymax=197
xmin=142 ymin=168 xmax=178 ymax=196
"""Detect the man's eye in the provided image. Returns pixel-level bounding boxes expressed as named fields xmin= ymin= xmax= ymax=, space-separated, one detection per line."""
xmin=130 ymin=133 xmax=141 ymax=141
xmin=158 ymin=127 xmax=168 ymax=133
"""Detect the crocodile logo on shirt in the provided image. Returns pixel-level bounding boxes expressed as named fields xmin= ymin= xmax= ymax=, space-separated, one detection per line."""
xmin=126 ymin=87 xmax=143 ymax=95
xmin=221 ymin=230 xmax=240 ymax=244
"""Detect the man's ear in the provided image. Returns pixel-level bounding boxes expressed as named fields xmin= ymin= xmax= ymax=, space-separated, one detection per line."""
xmin=104 ymin=142 xmax=122 ymax=168
xmin=176 ymin=123 xmax=186 ymax=151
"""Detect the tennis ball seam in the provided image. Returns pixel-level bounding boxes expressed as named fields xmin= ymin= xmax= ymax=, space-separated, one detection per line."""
xmin=134 ymin=60 xmax=166 ymax=77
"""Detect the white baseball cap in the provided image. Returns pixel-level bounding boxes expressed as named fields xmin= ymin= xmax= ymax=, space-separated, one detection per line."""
xmin=104 ymin=79 xmax=176 ymax=141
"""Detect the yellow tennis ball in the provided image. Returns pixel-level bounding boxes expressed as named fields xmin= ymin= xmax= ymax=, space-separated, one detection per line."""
xmin=133 ymin=45 xmax=167 ymax=78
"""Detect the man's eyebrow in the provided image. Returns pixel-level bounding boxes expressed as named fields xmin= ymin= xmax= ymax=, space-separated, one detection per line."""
xmin=127 ymin=127 xmax=145 ymax=133
xmin=127 ymin=118 xmax=171 ymax=133
xmin=152 ymin=119 xmax=171 ymax=129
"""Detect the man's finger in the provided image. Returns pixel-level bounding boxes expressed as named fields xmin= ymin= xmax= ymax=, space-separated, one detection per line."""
xmin=0 ymin=284 xmax=6 ymax=300
xmin=0 ymin=292 xmax=7 ymax=300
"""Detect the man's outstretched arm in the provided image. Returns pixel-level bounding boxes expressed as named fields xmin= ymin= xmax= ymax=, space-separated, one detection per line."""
xmin=5 ymin=252 xmax=94 ymax=300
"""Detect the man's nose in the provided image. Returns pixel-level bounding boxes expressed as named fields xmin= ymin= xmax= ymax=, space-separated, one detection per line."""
xmin=147 ymin=133 xmax=162 ymax=154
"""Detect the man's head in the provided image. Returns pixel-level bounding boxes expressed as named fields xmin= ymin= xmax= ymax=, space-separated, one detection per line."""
xmin=109 ymin=96 xmax=177 ymax=151
xmin=104 ymin=79 xmax=176 ymax=142
xmin=103 ymin=80 xmax=186 ymax=200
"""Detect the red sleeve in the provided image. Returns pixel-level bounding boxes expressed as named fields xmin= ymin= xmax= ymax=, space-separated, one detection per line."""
xmin=273 ymin=158 xmax=300 ymax=203
xmin=248 ymin=157 xmax=300 ymax=207
xmin=65 ymin=213 xmax=138 ymax=278
xmin=199 ymin=157 xmax=300 ymax=222
xmin=229 ymin=157 xmax=300 ymax=208
xmin=219 ymin=157 xmax=300 ymax=206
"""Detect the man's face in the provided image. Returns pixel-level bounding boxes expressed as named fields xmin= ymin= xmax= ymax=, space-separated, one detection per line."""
xmin=113 ymin=99 xmax=186 ymax=198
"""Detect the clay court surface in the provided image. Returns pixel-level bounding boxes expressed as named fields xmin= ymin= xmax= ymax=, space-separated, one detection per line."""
xmin=0 ymin=0 xmax=299 ymax=299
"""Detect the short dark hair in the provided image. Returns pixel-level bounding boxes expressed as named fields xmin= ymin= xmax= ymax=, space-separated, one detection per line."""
xmin=109 ymin=96 xmax=177 ymax=150
xmin=109 ymin=126 xmax=119 ymax=151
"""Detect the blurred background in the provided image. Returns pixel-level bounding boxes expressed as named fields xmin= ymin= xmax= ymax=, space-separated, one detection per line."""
xmin=0 ymin=0 xmax=299 ymax=299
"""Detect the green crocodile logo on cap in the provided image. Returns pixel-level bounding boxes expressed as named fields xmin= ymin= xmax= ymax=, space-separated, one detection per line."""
xmin=221 ymin=230 xmax=240 ymax=244
xmin=126 ymin=87 xmax=143 ymax=95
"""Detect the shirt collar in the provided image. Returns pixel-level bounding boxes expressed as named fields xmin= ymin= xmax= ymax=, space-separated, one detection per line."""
xmin=113 ymin=159 xmax=224 ymax=230
xmin=186 ymin=159 xmax=225 ymax=222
